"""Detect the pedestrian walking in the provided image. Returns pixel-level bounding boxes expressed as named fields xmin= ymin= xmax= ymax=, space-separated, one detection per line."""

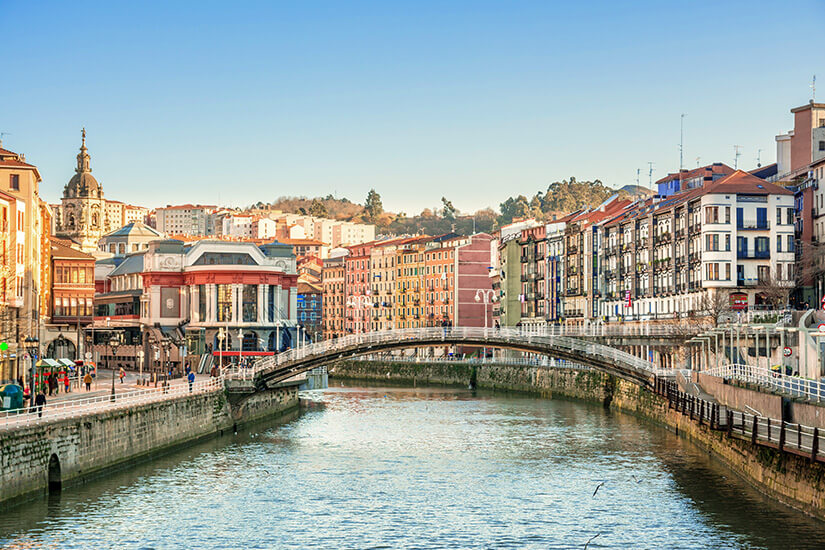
xmin=119 ymin=367 xmax=126 ymax=384
xmin=34 ymin=390 xmax=46 ymax=418
xmin=188 ymin=370 xmax=196 ymax=392
xmin=48 ymin=373 xmax=57 ymax=396
xmin=63 ymin=373 xmax=70 ymax=393
xmin=84 ymin=372 xmax=93 ymax=391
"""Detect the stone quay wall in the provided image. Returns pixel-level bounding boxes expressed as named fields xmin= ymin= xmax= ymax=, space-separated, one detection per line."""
xmin=332 ymin=360 xmax=825 ymax=521
xmin=0 ymin=384 xmax=298 ymax=509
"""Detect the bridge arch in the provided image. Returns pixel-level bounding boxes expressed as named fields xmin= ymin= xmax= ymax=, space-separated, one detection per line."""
xmin=47 ymin=453 xmax=61 ymax=493
xmin=241 ymin=327 xmax=670 ymax=390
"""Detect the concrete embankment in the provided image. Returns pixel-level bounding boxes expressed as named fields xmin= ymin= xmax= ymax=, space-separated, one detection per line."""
xmin=0 ymin=383 xmax=299 ymax=509
xmin=331 ymin=360 xmax=825 ymax=521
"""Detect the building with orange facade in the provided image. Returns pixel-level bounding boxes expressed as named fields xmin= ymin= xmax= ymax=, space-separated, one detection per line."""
xmin=322 ymin=255 xmax=346 ymax=339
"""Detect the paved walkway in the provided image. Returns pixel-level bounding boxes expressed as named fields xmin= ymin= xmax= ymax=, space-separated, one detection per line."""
xmin=20 ymin=370 xmax=210 ymax=407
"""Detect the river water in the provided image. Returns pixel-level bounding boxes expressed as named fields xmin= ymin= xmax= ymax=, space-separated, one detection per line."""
xmin=1 ymin=383 xmax=824 ymax=549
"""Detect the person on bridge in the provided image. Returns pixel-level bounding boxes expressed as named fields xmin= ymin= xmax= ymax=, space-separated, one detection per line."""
xmin=210 ymin=364 xmax=219 ymax=378
xmin=83 ymin=372 xmax=93 ymax=391
xmin=119 ymin=367 xmax=126 ymax=384
xmin=63 ymin=373 xmax=70 ymax=393
xmin=187 ymin=370 xmax=196 ymax=392
xmin=33 ymin=390 xmax=46 ymax=418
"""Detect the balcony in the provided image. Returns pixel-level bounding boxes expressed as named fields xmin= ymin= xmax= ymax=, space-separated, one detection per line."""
xmin=689 ymin=252 xmax=700 ymax=264
xmin=675 ymin=228 xmax=685 ymax=239
xmin=737 ymin=221 xmax=770 ymax=231
xmin=521 ymin=274 xmax=528 ymax=282
xmin=688 ymin=224 xmax=701 ymax=235
xmin=566 ymin=288 xmax=582 ymax=296
xmin=520 ymin=256 xmax=528 ymax=263
xmin=567 ymin=244 xmax=579 ymax=254
xmin=737 ymin=249 xmax=770 ymax=259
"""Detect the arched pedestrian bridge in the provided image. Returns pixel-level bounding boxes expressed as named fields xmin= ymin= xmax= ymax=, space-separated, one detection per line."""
xmin=228 ymin=326 xmax=688 ymax=391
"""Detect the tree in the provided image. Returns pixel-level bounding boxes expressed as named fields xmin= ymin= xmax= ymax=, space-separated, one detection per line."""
xmin=498 ymin=195 xmax=531 ymax=225
xmin=441 ymin=197 xmax=456 ymax=221
xmin=308 ymin=199 xmax=328 ymax=218
xmin=364 ymin=189 xmax=383 ymax=222
xmin=695 ymin=291 xmax=732 ymax=326
xmin=755 ymin=269 xmax=793 ymax=309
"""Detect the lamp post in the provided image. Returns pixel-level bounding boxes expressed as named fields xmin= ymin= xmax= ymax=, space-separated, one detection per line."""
xmin=475 ymin=289 xmax=497 ymax=360
xmin=108 ymin=332 xmax=121 ymax=401
xmin=160 ymin=338 xmax=172 ymax=390
xmin=217 ymin=328 xmax=226 ymax=370
xmin=23 ymin=336 xmax=39 ymax=397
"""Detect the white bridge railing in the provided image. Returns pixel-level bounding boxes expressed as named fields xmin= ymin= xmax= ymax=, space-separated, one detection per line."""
xmin=703 ymin=364 xmax=825 ymax=402
xmin=0 ymin=376 xmax=224 ymax=431
xmin=233 ymin=326 xmax=672 ymax=381
xmin=350 ymin=354 xmax=593 ymax=370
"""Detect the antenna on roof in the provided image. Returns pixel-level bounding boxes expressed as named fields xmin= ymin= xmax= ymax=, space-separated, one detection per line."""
xmin=678 ymin=114 xmax=686 ymax=191
xmin=647 ymin=161 xmax=654 ymax=190
xmin=734 ymin=145 xmax=743 ymax=169
xmin=695 ymin=157 xmax=700 ymax=168
xmin=756 ymin=148 xmax=763 ymax=168
xmin=0 ymin=132 xmax=10 ymax=147
xmin=812 ymin=75 xmax=817 ymax=102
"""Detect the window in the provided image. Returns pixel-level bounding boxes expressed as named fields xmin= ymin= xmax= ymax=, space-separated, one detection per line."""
xmin=725 ymin=263 xmax=731 ymax=281
xmin=725 ymin=207 xmax=730 ymax=223
xmin=777 ymin=207 xmax=782 ymax=226
xmin=725 ymin=234 xmax=730 ymax=251
xmin=705 ymin=234 xmax=720 ymax=251
xmin=787 ymin=208 xmax=794 ymax=225
xmin=820 ymin=141 xmax=825 ymax=152
xmin=777 ymin=236 xmax=782 ymax=252
xmin=217 ymin=284 xmax=233 ymax=322
xmin=9 ymin=174 xmax=19 ymax=191
xmin=706 ymin=263 xmax=720 ymax=280
xmin=788 ymin=235 xmax=795 ymax=252
xmin=758 ymin=265 xmax=770 ymax=283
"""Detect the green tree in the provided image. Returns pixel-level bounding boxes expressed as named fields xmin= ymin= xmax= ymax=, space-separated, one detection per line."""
xmin=308 ymin=199 xmax=328 ymax=217
xmin=441 ymin=197 xmax=456 ymax=221
xmin=364 ymin=189 xmax=383 ymax=222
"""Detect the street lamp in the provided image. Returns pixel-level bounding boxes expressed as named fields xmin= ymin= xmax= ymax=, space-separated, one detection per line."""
xmin=160 ymin=338 xmax=172 ymax=391
xmin=23 ymin=336 xmax=39 ymax=396
xmin=217 ymin=328 xmax=226 ymax=370
xmin=475 ymin=289 xmax=497 ymax=360
xmin=108 ymin=332 xmax=121 ymax=400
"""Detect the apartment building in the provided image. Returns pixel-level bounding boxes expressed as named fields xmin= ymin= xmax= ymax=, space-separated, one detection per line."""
xmin=0 ymin=146 xmax=44 ymax=381
xmin=155 ymin=204 xmax=217 ymax=236
xmin=322 ymin=255 xmax=346 ymax=339
xmin=344 ymin=242 xmax=374 ymax=334
xmin=600 ymin=171 xmax=795 ymax=321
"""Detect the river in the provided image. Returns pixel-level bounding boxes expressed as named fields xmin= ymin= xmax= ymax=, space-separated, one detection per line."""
xmin=1 ymin=383 xmax=823 ymax=549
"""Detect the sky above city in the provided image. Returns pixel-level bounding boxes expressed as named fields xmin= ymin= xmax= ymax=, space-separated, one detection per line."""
xmin=2 ymin=1 xmax=824 ymax=214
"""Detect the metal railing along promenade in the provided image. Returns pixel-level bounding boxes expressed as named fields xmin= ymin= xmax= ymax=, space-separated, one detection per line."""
xmin=235 ymin=326 xmax=673 ymax=382
xmin=0 ymin=376 xmax=224 ymax=431
xmin=654 ymin=377 xmax=825 ymax=463
xmin=703 ymin=364 xmax=825 ymax=402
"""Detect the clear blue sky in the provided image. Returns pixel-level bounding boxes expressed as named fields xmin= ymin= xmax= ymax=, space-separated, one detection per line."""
xmin=2 ymin=1 xmax=824 ymax=214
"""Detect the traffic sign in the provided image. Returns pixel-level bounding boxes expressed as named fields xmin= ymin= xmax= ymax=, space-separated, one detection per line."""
xmin=85 ymin=352 xmax=92 ymax=360
xmin=818 ymin=324 xmax=825 ymax=331
xmin=783 ymin=347 xmax=792 ymax=357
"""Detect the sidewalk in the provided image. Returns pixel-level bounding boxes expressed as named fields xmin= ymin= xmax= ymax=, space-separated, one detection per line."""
xmin=32 ymin=370 xmax=209 ymax=407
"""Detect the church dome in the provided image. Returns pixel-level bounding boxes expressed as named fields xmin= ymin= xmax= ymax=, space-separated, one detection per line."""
xmin=63 ymin=128 xmax=103 ymax=199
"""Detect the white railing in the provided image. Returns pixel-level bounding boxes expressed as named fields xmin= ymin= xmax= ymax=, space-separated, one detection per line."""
xmin=350 ymin=354 xmax=592 ymax=370
xmin=704 ymin=364 xmax=825 ymax=402
xmin=233 ymin=326 xmax=672 ymax=381
xmin=0 ymin=376 xmax=224 ymax=431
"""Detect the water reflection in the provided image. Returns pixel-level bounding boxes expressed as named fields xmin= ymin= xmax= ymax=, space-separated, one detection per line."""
xmin=0 ymin=384 xmax=822 ymax=549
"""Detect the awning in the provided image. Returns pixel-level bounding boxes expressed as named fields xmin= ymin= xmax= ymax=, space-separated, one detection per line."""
xmin=58 ymin=358 xmax=76 ymax=368
xmin=36 ymin=358 xmax=61 ymax=368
